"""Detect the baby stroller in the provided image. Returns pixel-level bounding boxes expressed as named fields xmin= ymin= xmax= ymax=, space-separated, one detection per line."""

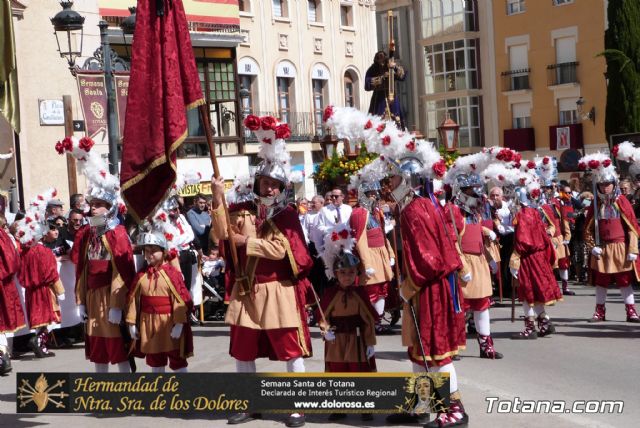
xmin=199 ymin=258 xmax=227 ymax=321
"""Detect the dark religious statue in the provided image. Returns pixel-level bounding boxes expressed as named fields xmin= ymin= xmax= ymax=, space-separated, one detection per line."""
xmin=364 ymin=51 xmax=407 ymax=130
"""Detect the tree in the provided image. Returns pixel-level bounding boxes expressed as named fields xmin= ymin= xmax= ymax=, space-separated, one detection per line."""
xmin=604 ymin=1 xmax=640 ymax=138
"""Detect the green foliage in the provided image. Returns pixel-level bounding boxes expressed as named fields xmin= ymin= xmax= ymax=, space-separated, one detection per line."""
xmin=313 ymin=143 xmax=378 ymax=191
xmin=604 ymin=1 xmax=640 ymax=137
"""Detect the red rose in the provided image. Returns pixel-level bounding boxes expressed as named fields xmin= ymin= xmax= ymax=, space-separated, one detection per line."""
xmin=519 ymin=178 xmax=526 ymax=185
xmin=498 ymin=174 xmax=505 ymax=181
xmin=262 ymin=137 xmax=272 ymax=144
xmin=588 ymin=159 xmax=600 ymax=170
xmin=338 ymin=229 xmax=350 ymax=239
xmin=432 ymin=160 xmax=446 ymax=178
xmin=382 ymin=135 xmax=391 ymax=146
xmin=55 ymin=141 xmax=65 ymax=155
xmin=275 ymin=124 xmax=291 ymax=140
xmin=514 ymin=153 xmax=522 ymax=163
xmin=25 ymin=216 xmax=32 ymax=224
xmin=496 ymin=149 xmax=513 ymax=162
xmin=164 ymin=233 xmax=174 ymax=242
xmin=331 ymin=232 xmax=339 ymax=241
xmin=100 ymin=170 xmax=107 ymax=178
xmin=612 ymin=145 xmax=619 ymax=158
xmin=62 ymin=137 xmax=73 ymax=151
xmin=526 ymin=160 xmax=536 ymax=170
xmin=530 ymin=188 xmax=541 ymax=198
xmin=168 ymin=248 xmax=178 ymax=260
xmin=542 ymin=157 xmax=550 ymax=165
xmin=514 ymin=162 xmax=521 ymax=168
xmin=603 ymin=159 xmax=612 ymax=167
xmin=78 ymin=137 xmax=95 ymax=152
xmin=52 ymin=190 xmax=57 ymax=197
xmin=37 ymin=195 xmax=43 ymax=201
xmin=260 ymin=116 xmax=277 ymax=131
xmin=578 ymin=162 xmax=586 ymax=170
xmin=364 ymin=120 xmax=373 ymax=130
xmin=243 ymin=114 xmax=261 ymax=131
xmin=376 ymin=123 xmax=386 ymax=133
xmin=322 ymin=105 xmax=334 ymax=122
xmin=406 ymin=140 xmax=416 ymax=151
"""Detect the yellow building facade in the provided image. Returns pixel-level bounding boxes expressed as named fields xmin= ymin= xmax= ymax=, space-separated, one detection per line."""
xmin=492 ymin=0 xmax=608 ymax=168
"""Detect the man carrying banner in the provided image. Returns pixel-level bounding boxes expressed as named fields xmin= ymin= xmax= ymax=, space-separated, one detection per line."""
xmin=584 ymin=145 xmax=640 ymax=323
xmin=211 ymin=115 xmax=313 ymax=427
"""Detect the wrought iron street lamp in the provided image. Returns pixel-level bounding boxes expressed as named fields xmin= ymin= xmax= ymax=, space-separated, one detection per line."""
xmin=319 ymin=133 xmax=339 ymax=159
xmin=51 ymin=1 xmax=130 ymax=176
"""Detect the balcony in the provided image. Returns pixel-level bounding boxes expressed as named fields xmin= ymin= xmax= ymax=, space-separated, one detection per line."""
xmin=549 ymin=123 xmax=583 ymax=151
xmin=501 ymin=68 xmax=531 ymax=92
xmin=504 ymin=127 xmax=535 ymax=152
xmin=244 ymin=111 xmax=324 ymax=143
xmin=547 ymin=62 xmax=579 ymax=86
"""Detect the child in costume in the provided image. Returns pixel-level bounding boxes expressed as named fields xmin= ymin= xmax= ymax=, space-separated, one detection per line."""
xmin=318 ymin=224 xmax=377 ymax=422
xmin=126 ymin=231 xmax=194 ymax=372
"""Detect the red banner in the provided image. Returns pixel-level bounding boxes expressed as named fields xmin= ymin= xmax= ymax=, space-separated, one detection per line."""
xmin=76 ymin=71 xmax=107 ymax=139
xmin=114 ymin=72 xmax=130 ymax=139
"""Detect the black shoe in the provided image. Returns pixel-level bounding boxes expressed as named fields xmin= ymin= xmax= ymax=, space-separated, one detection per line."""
xmin=452 ymin=354 xmax=461 ymax=361
xmin=28 ymin=336 xmax=46 ymax=358
xmin=285 ymin=413 xmax=305 ymax=427
xmin=228 ymin=412 xmax=261 ymax=424
xmin=328 ymin=413 xmax=346 ymax=421
xmin=361 ymin=413 xmax=373 ymax=421
xmin=562 ymin=288 xmax=576 ymax=296
xmin=0 ymin=352 xmax=11 ymax=375
xmin=385 ymin=412 xmax=430 ymax=424
xmin=375 ymin=324 xmax=395 ymax=335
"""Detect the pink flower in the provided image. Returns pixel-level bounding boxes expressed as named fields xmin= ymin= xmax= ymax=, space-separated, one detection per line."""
xmin=243 ymin=114 xmax=261 ymax=131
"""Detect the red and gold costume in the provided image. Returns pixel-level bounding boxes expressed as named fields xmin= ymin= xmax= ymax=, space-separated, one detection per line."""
xmin=18 ymin=244 xmax=64 ymax=329
xmin=71 ymin=225 xmax=135 ymax=364
xmin=0 ymin=229 xmax=25 ymax=334
xmin=349 ymin=206 xmax=394 ymax=305
xmin=126 ymin=263 xmax=193 ymax=370
xmin=541 ymin=199 xmax=571 ymax=270
xmin=319 ymin=284 xmax=377 ymax=372
xmin=584 ymin=195 xmax=640 ymax=287
xmin=399 ymin=197 xmax=466 ymax=366
xmin=509 ymin=207 xmax=561 ymax=306
xmin=212 ymin=204 xmax=314 ymax=361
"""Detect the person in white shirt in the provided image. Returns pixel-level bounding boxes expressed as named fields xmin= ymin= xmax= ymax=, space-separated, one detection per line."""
xmin=318 ymin=188 xmax=352 ymax=234
xmin=306 ymin=196 xmax=326 ymax=253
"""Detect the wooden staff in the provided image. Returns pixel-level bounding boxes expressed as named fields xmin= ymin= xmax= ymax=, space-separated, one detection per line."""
xmin=199 ymin=105 xmax=247 ymax=295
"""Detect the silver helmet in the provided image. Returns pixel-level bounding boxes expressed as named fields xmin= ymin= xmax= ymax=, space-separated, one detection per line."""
xmin=454 ymin=172 xmax=485 ymax=213
xmin=86 ymin=186 xmax=120 ymax=231
xmin=389 ymin=157 xmax=424 ymax=208
xmin=162 ymin=195 xmax=180 ymax=212
xmin=253 ymin=161 xmax=290 ymax=217
xmin=333 ymin=250 xmax=360 ymax=272
xmin=136 ymin=230 xmax=168 ymax=250
xmin=357 ymin=180 xmax=381 ymax=212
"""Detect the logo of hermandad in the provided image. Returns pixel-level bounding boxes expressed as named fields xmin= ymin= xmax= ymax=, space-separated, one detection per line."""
xmin=18 ymin=374 xmax=67 ymax=411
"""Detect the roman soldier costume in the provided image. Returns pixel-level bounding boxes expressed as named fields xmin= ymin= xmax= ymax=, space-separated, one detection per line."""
xmin=584 ymin=145 xmax=640 ymax=323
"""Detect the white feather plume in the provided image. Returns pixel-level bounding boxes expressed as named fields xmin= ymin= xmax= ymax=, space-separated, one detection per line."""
xmin=321 ymin=223 xmax=357 ymax=279
xmin=15 ymin=187 xmax=58 ymax=245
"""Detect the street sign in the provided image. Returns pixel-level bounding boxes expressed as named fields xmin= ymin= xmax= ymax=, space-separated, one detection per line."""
xmin=73 ymin=120 xmax=85 ymax=132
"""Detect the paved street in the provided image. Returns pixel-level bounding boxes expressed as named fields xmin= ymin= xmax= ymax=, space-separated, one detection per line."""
xmin=1 ymin=281 xmax=638 ymax=428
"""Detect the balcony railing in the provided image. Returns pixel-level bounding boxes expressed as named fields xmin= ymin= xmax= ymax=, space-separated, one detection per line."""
xmin=243 ymin=111 xmax=325 ymax=142
xmin=547 ymin=61 xmax=579 ymax=86
xmin=500 ymin=68 xmax=531 ymax=91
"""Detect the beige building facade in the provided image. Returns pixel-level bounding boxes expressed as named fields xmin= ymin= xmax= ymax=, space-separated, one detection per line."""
xmin=237 ymin=0 xmax=377 ymax=198
xmin=492 ymin=0 xmax=608 ymax=168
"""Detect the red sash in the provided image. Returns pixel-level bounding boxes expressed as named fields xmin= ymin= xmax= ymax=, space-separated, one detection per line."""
xmin=87 ymin=260 xmax=112 ymax=290
xmin=599 ymin=218 xmax=625 ymax=243
xmin=366 ymin=227 xmax=385 ymax=248
xmin=141 ymin=295 xmax=172 ymax=314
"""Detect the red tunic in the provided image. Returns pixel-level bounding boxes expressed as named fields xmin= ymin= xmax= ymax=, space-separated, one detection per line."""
xmin=401 ymin=198 xmax=466 ymax=365
xmin=18 ymin=244 xmax=61 ymax=328
xmin=0 ymin=229 xmax=25 ymax=333
xmin=513 ymin=207 xmax=562 ymax=305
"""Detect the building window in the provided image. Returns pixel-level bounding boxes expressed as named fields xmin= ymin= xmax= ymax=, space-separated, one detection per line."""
xmin=558 ymin=98 xmax=578 ymax=125
xmin=424 ymin=39 xmax=479 ymax=93
xmin=506 ymin=0 xmax=525 ymax=15
xmin=312 ymin=79 xmax=327 ymax=136
xmin=511 ymin=102 xmax=531 ymax=128
xmin=344 ymin=71 xmax=360 ymax=108
xmin=239 ymin=0 xmax=250 ymax=13
xmin=308 ymin=0 xmax=322 ymax=23
xmin=182 ymin=53 xmax=239 ymax=157
xmin=553 ymin=0 xmax=573 ymax=5
xmin=340 ymin=3 xmax=354 ymax=27
xmin=277 ymin=77 xmax=294 ymax=124
xmin=239 ymin=75 xmax=257 ymax=139
xmin=426 ymin=96 xmax=482 ymax=148
xmin=421 ymin=0 xmax=478 ymax=39
xmin=273 ymin=0 xmax=288 ymax=18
